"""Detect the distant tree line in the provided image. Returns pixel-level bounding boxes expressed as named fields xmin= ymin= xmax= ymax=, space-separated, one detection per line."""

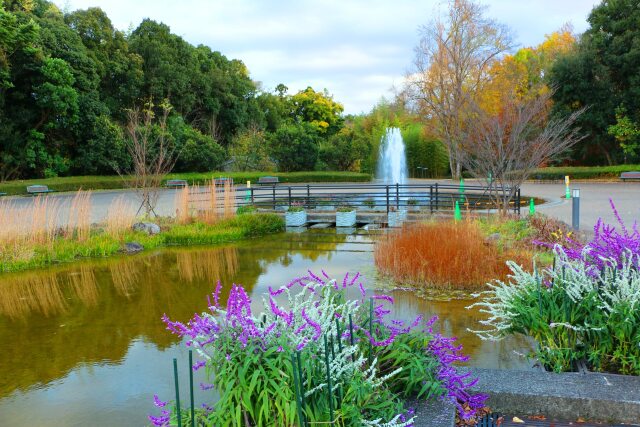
xmin=2 ymin=0 xmax=637 ymax=182
xmin=0 ymin=0 xmax=371 ymax=180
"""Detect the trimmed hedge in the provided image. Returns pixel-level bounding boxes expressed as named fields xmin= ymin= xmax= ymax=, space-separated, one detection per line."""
xmin=0 ymin=171 xmax=372 ymax=196
xmin=530 ymin=165 xmax=640 ymax=181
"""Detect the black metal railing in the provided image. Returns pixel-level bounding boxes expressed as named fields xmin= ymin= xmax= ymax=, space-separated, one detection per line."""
xmin=209 ymin=183 xmax=522 ymax=215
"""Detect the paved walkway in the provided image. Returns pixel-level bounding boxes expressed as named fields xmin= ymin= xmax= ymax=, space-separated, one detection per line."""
xmin=3 ymin=180 xmax=638 ymax=232
xmin=520 ymin=181 xmax=640 ymax=235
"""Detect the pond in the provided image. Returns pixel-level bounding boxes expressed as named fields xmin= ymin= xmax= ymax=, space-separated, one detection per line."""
xmin=0 ymin=229 xmax=533 ymax=426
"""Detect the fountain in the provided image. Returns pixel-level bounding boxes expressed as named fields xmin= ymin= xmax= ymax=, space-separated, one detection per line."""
xmin=375 ymin=128 xmax=410 ymax=224
xmin=377 ymin=127 xmax=408 ymax=185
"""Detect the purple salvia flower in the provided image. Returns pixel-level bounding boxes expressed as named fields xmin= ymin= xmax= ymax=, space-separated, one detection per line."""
xmin=153 ymin=394 xmax=168 ymax=408
xmin=213 ymin=280 xmax=222 ymax=307
xmin=301 ymin=308 xmax=322 ymax=340
xmin=358 ymin=282 xmax=366 ymax=298
xmin=200 ymin=382 xmax=215 ymax=391
xmin=307 ymin=270 xmax=325 ymax=285
xmin=192 ymin=360 xmax=206 ymax=371
xmin=148 ymin=410 xmax=170 ymax=427
xmin=296 ymin=338 xmax=309 ymax=351
xmin=349 ymin=272 xmax=361 ymax=286
xmin=372 ymin=294 xmax=394 ymax=304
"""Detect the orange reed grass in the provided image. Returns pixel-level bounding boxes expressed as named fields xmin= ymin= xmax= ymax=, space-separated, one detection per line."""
xmin=374 ymin=221 xmax=531 ymax=289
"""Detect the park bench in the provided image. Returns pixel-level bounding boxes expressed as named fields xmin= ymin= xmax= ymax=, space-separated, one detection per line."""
xmin=258 ymin=176 xmax=279 ymax=186
xmin=214 ymin=177 xmax=234 ymax=186
xmin=165 ymin=179 xmax=188 ymax=188
xmin=26 ymin=185 xmax=55 ymax=195
xmin=620 ymin=171 xmax=640 ymax=181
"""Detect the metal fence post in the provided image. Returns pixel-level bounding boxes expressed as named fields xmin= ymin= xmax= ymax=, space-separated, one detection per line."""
xmin=386 ymin=185 xmax=390 ymax=214
xmin=288 ymin=186 xmax=292 ymax=207
xmin=572 ymin=189 xmax=580 ymax=230
xmin=429 ymin=185 xmax=434 ymax=214
xmin=272 ymin=186 xmax=276 ymax=210
xmin=435 ymin=183 xmax=439 ymax=212
xmin=306 ymin=184 xmax=310 ymax=208
xmin=250 ymin=187 xmax=254 ymax=204
xmin=396 ymin=183 xmax=399 ymax=209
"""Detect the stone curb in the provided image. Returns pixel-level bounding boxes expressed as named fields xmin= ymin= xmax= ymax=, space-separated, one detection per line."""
xmin=470 ymin=368 xmax=640 ymax=424
xmin=408 ymin=398 xmax=456 ymax=427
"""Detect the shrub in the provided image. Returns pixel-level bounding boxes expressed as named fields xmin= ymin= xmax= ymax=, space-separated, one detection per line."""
xmin=471 ymin=247 xmax=640 ymax=375
xmin=151 ymin=272 xmax=486 ymax=426
xmin=531 ymin=164 xmax=640 ymax=180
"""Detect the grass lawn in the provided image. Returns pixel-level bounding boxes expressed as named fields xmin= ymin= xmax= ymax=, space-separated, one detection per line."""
xmin=0 ymin=171 xmax=372 ymax=196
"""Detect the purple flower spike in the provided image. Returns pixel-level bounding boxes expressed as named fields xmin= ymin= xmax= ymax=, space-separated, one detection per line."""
xmin=200 ymin=382 xmax=215 ymax=391
xmin=148 ymin=410 xmax=170 ymax=427
xmin=153 ymin=394 xmax=168 ymax=408
xmin=192 ymin=360 xmax=206 ymax=371
xmin=372 ymin=294 xmax=394 ymax=304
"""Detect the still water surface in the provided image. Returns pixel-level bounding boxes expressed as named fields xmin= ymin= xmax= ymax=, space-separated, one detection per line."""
xmin=0 ymin=229 xmax=532 ymax=426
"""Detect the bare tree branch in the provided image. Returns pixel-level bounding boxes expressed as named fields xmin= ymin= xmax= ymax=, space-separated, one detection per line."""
xmin=462 ymin=89 xmax=586 ymax=214
xmin=406 ymin=0 xmax=513 ymax=179
xmin=121 ymin=99 xmax=179 ymax=217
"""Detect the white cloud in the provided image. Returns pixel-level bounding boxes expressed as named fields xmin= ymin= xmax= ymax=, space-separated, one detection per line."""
xmin=56 ymin=0 xmax=601 ymax=114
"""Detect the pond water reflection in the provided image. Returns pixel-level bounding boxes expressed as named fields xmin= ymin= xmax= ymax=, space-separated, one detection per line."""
xmin=0 ymin=229 xmax=533 ymax=426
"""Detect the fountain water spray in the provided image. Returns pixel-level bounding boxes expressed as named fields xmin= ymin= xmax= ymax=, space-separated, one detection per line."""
xmin=377 ymin=127 xmax=408 ymax=185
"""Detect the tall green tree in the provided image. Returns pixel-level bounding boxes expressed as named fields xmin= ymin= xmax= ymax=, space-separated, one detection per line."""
xmin=269 ymin=122 xmax=320 ymax=171
xmin=550 ymin=0 xmax=640 ymax=165
xmin=288 ymin=87 xmax=344 ymax=135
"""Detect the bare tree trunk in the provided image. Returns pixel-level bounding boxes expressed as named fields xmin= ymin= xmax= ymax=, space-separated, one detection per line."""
xmin=121 ymin=99 xmax=179 ymax=218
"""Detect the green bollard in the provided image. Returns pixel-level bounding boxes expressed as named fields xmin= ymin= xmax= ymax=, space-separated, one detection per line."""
xmin=529 ymin=198 xmax=535 ymax=216
xmin=459 ymin=178 xmax=465 ymax=202
xmin=454 ymin=200 xmax=462 ymax=221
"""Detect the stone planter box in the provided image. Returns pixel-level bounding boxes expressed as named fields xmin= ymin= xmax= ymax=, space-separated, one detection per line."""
xmin=336 ymin=210 xmax=356 ymax=227
xmin=285 ymin=210 xmax=307 ymax=227
xmin=387 ymin=209 xmax=407 ymax=227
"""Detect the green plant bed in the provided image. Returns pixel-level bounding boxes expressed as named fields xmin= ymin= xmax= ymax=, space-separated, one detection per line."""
xmin=0 ymin=213 xmax=284 ymax=274
xmin=531 ymin=164 xmax=640 ymax=181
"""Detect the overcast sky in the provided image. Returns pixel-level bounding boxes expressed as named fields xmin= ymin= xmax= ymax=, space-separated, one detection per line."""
xmin=55 ymin=0 xmax=601 ymax=114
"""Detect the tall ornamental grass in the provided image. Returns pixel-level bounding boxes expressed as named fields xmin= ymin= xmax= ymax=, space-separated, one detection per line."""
xmin=151 ymin=272 xmax=486 ymax=426
xmin=375 ymin=221 xmax=531 ymax=289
